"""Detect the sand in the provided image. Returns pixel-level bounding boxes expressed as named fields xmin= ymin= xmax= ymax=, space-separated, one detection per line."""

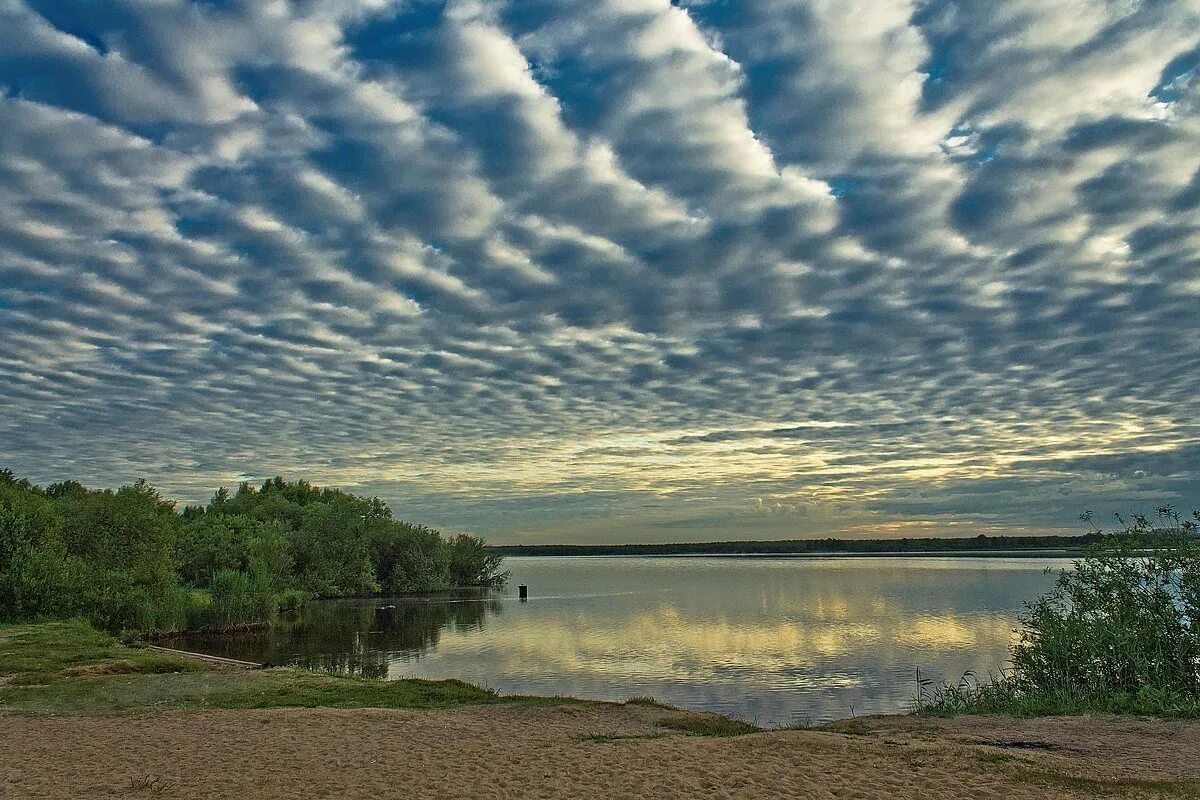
xmin=4 ymin=705 xmax=1199 ymax=799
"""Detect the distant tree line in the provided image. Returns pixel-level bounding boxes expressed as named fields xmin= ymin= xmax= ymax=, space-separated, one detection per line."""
xmin=487 ymin=534 xmax=1103 ymax=558
xmin=0 ymin=469 xmax=506 ymax=633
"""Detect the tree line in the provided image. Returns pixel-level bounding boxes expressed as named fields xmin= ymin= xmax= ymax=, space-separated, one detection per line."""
xmin=0 ymin=469 xmax=506 ymax=633
xmin=487 ymin=533 xmax=1101 ymax=557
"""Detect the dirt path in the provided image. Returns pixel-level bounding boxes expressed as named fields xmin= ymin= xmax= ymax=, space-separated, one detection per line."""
xmin=4 ymin=706 xmax=1198 ymax=799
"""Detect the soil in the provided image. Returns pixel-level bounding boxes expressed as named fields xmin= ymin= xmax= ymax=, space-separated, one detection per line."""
xmin=4 ymin=706 xmax=1198 ymax=799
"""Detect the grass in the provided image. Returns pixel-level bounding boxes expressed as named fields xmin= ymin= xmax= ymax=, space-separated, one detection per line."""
xmin=822 ymin=717 xmax=878 ymax=736
xmin=658 ymin=712 xmax=760 ymax=737
xmin=0 ymin=619 xmax=762 ymax=752
xmin=0 ymin=619 xmax=202 ymax=686
xmin=623 ymin=695 xmax=675 ymax=709
xmin=914 ymin=672 xmax=1200 ymax=720
xmin=0 ymin=669 xmax=518 ymax=714
xmin=0 ymin=620 xmax=568 ymax=715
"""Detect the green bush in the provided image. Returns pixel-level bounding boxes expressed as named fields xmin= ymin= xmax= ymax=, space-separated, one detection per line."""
xmin=374 ymin=522 xmax=450 ymax=593
xmin=449 ymin=534 xmax=509 ymax=587
xmin=289 ymin=497 xmax=382 ymax=596
xmin=1012 ymin=513 xmax=1200 ymax=702
xmin=274 ymin=588 xmax=311 ymax=614
xmin=919 ymin=507 xmax=1200 ymax=717
xmin=1 ymin=475 xmax=192 ymax=632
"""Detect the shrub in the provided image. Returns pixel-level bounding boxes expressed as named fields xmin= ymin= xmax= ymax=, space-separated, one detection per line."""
xmin=175 ymin=515 xmax=251 ymax=586
xmin=919 ymin=507 xmax=1200 ymax=717
xmin=373 ymin=522 xmax=451 ymax=593
xmin=448 ymin=534 xmax=509 ymax=587
xmin=274 ymin=588 xmax=311 ymax=614
xmin=1012 ymin=511 xmax=1200 ymax=703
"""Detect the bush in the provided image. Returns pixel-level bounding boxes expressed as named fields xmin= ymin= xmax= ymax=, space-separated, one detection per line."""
xmin=174 ymin=515 xmax=253 ymax=586
xmin=290 ymin=497 xmax=382 ymax=596
xmin=448 ymin=534 xmax=509 ymax=587
xmin=274 ymin=588 xmax=311 ymax=615
xmin=0 ymin=487 xmax=73 ymax=619
xmin=1012 ymin=512 xmax=1200 ymax=702
xmin=919 ymin=507 xmax=1200 ymax=717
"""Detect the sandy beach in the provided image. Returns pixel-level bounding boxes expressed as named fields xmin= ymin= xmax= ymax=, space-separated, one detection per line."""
xmin=6 ymin=704 xmax=1200 ymax=799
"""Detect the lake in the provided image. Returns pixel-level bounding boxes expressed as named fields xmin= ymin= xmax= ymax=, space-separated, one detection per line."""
xmin=168 ymin=555 xmax=1070 ymax=725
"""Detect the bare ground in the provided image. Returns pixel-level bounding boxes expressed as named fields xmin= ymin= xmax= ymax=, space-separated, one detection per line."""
xmin=4 ymin=706 xmax=1200 ymax=800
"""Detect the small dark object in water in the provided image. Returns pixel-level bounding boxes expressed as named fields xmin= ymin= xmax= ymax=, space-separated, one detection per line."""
xmin=518 ymin=585 xmax=528 ymax=601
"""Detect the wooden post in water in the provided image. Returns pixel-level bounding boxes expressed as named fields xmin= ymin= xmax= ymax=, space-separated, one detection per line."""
xmin=518 ymin=584 xmax=528 ymax=601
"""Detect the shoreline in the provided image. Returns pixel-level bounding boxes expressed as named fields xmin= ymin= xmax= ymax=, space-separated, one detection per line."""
xmin=4 ymin=621 xmax=1200 ymax=799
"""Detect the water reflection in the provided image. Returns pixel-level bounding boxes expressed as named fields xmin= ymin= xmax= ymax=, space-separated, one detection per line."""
xmin=168 ymin=556 xmax=1068 ymax=724
xmin=169 ymin=590 xmax=502 ymax=679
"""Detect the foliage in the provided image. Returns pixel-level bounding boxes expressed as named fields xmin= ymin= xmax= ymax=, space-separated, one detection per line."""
xmin=918 ymin=506 xmax=1200 ymax=718
xmin=0 ymin=468 xmax=506 ymax=634
xmin=0 ymin=472 xmax=189 ymax=631
xmin=449 ymin=534 xmax=509 ymax=588
xmin=189 ymin=570 xmax=278 ymax=628
xmin=289 ymin=496 xmax=382 ymax=596
xmin=274 ymin=588 xmax=311 ymax=615
xmin=373 ymin=521 xmax=449 ymax=593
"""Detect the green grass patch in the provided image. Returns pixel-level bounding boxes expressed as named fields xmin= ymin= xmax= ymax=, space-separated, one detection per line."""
xmin=0 ymin=620 xmax=579 ymax=715
xmin=915 ymin=676 xmax=1200 ymax=719
xmin=658 ymin=713 xmax=759 ymax=737
xmin=624 ymin=695 xmax=675 ymax=709
xmin=0 ymin=668 xmax=522 ymax=714
xmin=0 ymin=619 xmax=200 ymax=686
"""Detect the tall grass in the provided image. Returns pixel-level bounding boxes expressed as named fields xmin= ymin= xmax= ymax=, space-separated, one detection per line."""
xmin=186 ymin=570 xmax=277 ymax=629
xmin=917 ymin=507 xmax=1200 ymax=718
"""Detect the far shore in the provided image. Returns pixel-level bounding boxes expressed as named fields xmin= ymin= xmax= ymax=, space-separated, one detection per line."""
xmin=498 ymin=548 xmax=1081 ymax=558
xmin=486 ymin=533 xmax=1095 ymax=558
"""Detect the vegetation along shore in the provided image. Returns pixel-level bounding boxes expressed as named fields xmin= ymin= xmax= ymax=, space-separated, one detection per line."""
xmin=0 ymin=469 xmax=506 ymax=635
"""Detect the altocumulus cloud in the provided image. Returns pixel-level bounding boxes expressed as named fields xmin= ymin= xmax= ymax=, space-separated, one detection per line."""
xmin=1 ymin=0 xmax=1198 ymax=543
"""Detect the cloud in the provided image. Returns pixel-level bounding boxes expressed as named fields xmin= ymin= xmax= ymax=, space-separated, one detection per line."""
xmin=0 ymin=0 xmax=1198 ymax=542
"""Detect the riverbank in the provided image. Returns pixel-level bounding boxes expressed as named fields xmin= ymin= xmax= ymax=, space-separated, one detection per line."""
xmin=4 ymin=621 xmax=1199 ymax=799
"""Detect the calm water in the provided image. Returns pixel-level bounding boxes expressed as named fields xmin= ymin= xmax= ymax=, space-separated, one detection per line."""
xmin=169 ymin=555 xmax=1069 ymax=725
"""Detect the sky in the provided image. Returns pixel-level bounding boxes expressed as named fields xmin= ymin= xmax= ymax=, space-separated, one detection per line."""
xmin=1 ymin=0 xmax=1199 ymax=544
